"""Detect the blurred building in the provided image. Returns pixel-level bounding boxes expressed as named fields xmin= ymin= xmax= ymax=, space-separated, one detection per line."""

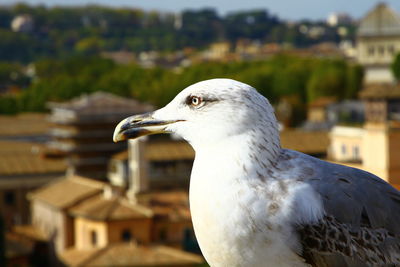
xmin=13 ymin=129 xmax=201 ymax=265
xmin=326 ymin=12 xmax=353 ymax=27
xmin=304 ymin=97 xmax=337 ymax=130
xmin=329 ymin=126 xmax=364 ymax=163
xmin=281 ymin=130 xmax=330 ymax=158
xmin=109 ymin=138 xmax=194 ymax=194
xmin=19 ymin=173 xmax=201 ymax=266
xmin=27 ymin=176 xmax=104 ymax=253
xmin=356 ymin=3 xmax=400 ymax=84
xmin=60 ymin=243 xmax=202 ymax=266
xmin=47 ymin=92 xmax=153 ymax=179
xmin=359 ymin=84 xmax=400 ymax=186
xmin=101 ymin=51 xmax=136 ymax=65
xmin=330 ymin=3 xmax=400 ymax=189
xmin=235 ymin=39 xmax=262 ymax=59
xmin=302 ymin=97 xmax=364 ymax=131
xmin=329 ymin=84 xmax=400 ymax=188
xmin=203 ymin=42 xmax=233 ymax=61
xmin=0 ymin=141 xmax=66 ymax=228
xmin=0 ymin=114 xmax=66 ymax=229
xmin=11 ymin=14 xmax=34 ymax=33
xmin=329 ymin=3 xmax=400 ymax=187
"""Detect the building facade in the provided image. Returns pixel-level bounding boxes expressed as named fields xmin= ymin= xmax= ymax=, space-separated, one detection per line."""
xmin=47 ymin=92 xmax=153 ymax=179
xmin=330 ymin=3 xmax=400 ymax=188
xmin=356 ymin=3 xmax=400 ymax=84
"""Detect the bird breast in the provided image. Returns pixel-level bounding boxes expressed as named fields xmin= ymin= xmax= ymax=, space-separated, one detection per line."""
xmin=189 ymin=149 xmax=310 ymax=267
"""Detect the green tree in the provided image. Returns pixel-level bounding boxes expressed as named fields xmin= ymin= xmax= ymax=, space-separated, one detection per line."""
xmin=392 ymin=53 xmax=400 ymax=81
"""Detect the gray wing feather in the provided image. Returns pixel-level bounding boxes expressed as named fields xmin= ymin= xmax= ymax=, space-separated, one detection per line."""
xmin=284 ymin=150 xmax=400 ymax=266
xmin=307 ymin=157 xmax=400 ymax=233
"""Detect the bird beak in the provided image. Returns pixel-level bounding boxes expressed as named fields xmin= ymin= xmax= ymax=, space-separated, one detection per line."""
xmin=113 ymin=112 xmax=182 ymax=142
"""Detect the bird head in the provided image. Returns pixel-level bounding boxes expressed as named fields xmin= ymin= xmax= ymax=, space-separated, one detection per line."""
xmin=113 ymin=78 xmax=279 ymax=150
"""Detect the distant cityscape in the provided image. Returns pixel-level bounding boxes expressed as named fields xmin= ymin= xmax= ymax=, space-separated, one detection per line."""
xmin=0 ymin=2 xmax=399 ymax=266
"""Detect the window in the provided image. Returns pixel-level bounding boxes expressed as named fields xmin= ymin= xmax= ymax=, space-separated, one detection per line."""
xmin=184 ymin=228 xmax=194 ymax=240
xmin=109 ymin=161 xmax=118 ymax=173
xmin=121 ymin=229 xmax=132 ymax=242
xmin=388 ymin=45 xmax=395 ymax=55
xmin=341 ymin=144 xmax=347 ymax=156
xmin=90 ymin=230 xmax=97 ymax=246
xmin=159 ymin=228 xmax=167 ymax=241
xmin=4 ymin=191 xmax=15 ymax=206
xmin=367 ymin=46 xmax=375 ymax=56
xmin=353 ymin=146 xmax=360 ymax=159
xmin=378 ymin=45 xmax=384 ymax=55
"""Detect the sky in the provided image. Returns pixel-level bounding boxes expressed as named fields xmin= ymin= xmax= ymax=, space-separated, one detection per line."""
xmin=2 ymin=0 xmax=400 ymax=21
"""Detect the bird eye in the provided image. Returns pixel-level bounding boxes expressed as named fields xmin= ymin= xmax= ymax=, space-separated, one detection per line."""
xmin=189 ymin=96 xmax=202 ymax=107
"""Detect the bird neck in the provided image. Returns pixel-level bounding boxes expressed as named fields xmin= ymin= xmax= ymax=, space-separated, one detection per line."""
xmin=194 ymin=126 xmax=282 ymax=176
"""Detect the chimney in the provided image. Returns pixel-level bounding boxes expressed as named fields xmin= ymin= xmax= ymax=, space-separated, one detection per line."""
xmin=127 ymin=137 xmax=148 ymax=203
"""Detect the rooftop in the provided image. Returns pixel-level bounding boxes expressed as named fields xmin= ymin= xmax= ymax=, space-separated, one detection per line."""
xmin=0 ymin=140 xmax=66 ymax=177
xmin=13 ymin=225 xmax=48 ymax=242
xmin=0 ymin=113 xmax=50 ymax=137
xmin=138 ymin=191 xmax=191 ymax=222
xmin=359 ymin=83 xmax=400 ymax=99
xmin=60 ymin=243 xmax=204 ymax=266
xmin=358 ymin=3 xmax=400 ymax=37
xmin=28 ymin=176 xmax=104 ymax=209
xmin=48 ymin=92 xmax=154 ymax=123
xmin=69 ymin=194 xmax=153 ymax=221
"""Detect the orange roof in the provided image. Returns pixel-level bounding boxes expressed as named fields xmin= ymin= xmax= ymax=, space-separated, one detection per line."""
xmin=139 ymin=191 xmax=189 ymax=206
xmin=0 ymin=113 xmax=50 ymax=137
xmin=13 ymin=225 xmax=48 ymax=242
xmin=69 ymin=194 xmax=153 ymax=221
xmin=28 ymin=176 xmax=104 ymax=209
xmin=0 ymin=141 xmax=66 ymax=176
xmin=281 ymin=130 xmax=329 ymax=154
xmin=60 ymin=243 xmax=204 ymax=266
xmin=137 ymin=191 xmax=191 ymax=221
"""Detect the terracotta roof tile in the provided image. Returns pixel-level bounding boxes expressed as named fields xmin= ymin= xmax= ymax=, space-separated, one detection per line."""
xmin=59 ymin=246 xmax=99 ymax=267
xmin=13 ymin=225 xmax=48 ymax=242
xmin=60 ymin=243 xmax=204 ymax=266
xmin=28 ymin=176 xmax=104 ymax=209
xmin=0 ymin=141 xmax=66 ymax=176
xmin=0 ymin=113 xmax=50 ymax=137
xmin=69 ymin=194 xmax=153 ymax=221
xmin=137 ymin=191 xmax=191 ymax=221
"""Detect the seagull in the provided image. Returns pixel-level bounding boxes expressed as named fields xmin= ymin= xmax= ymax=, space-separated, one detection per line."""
xmin=113 ymin=79 xmax=400 ymax=267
